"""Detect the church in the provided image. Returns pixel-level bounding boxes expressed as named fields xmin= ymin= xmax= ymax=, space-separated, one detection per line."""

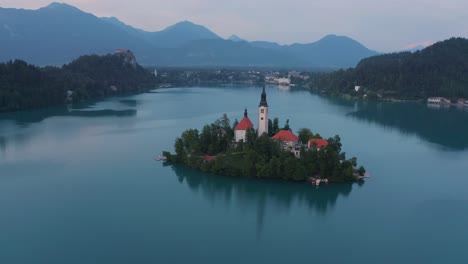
xmin=231 ymin=87 xmax=328 ymax=159
xmin=234 ymin=86 xmax=269 ymax=142
xmin=233 ymin=87 xmax=300 ymax=149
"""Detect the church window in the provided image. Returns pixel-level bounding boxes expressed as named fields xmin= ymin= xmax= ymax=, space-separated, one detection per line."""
xmin=261 ymin=109 xmax=264 ymax=114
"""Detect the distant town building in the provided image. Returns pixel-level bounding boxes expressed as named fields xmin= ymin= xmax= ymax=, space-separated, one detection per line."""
xmin=427 ymin=97 xmax=450 ymax=104
xmin=355 ymin=86 xmax=361 ymax=92
xmin=289 ymin=71 xmax=301 ymax=78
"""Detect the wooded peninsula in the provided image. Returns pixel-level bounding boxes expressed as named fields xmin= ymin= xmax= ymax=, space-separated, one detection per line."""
xmin=0 ymin=50 xmax=157 ymax=112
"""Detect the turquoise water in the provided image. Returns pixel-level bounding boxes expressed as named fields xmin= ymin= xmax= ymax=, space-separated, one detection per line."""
xmin=1 ymin=86 xmax=467 ymax=263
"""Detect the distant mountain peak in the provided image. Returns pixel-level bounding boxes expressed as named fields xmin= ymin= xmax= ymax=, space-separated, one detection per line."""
xmin=103 ymin=16 xmax=120 ymax=22
xmin=164 ymin=20 xmax=198 ymax=30
xmin=320 ymin=34 xmax=351 ymax=41
xmin=41 ymin=2 xmax=83 ymax=14
xmin=44 ymin=2 xmax=73 ymax=9
xmin=159 ymin=20 xmax=221 ymax=40
xmin=228 ymin=35 xmax=246 ymax=42
xmin=101 ymin=16 xmax=129 ymax=27
xmin=178 ymin=20 xmax=194 ymax=25
xmin=1 ymin=3 xmax=378 ymax=68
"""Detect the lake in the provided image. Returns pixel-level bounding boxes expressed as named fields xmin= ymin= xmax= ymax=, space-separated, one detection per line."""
xmin=1 ymin=86 xmax=468 ymax=263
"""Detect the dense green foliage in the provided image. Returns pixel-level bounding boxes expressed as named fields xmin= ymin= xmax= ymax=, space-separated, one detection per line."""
xmin=0 ymin=52 xmax=157 ymax=112
xmin=307 ymin=38 xmax=468 ymax=100
xmin=164 ymin=115 xmax=365 ymax=183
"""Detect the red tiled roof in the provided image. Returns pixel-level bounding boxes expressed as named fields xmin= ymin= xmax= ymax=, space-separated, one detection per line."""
xmin=235 ymin=116 xmax=254 ymax=130
xmin=203 ymin=155 xmax=216 ymax=162
xmin=308 ymin=138 xmax=328 ymax=148
xmin=272 ymin=130 xmax=298 ymax=142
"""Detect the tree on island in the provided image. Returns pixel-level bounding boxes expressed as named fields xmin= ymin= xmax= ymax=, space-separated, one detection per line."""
xmin=298 ymin=128 xmax=314 ymax=144
xmin=268 ymin=117 xmax=280 ymax=136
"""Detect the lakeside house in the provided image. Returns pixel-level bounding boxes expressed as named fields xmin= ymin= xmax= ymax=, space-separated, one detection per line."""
xmin=427 ymin=97 xmax=450 ymax=104
xmin=456 ymin=98 xmax=468 ymax=106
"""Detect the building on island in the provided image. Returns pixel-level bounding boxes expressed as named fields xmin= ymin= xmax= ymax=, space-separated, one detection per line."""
xmin=258 ymin=86 xmax=269 ymax=136
xmin=308 ymin=138 xmax=329 ymax=150
xmin=234 ymin=109 xmax=254 ymax=142
xmin=272 ymin=129 xmax=300 ymax=157
xmin=234 ymin=87 xmax=328 ymax=158
xmin=115 ymin=49 xmax=130 ymax=53
xmin=234 ymin=86 xmax=268 ymax=142
xmin=272 ymin=130 xmax=299 ymax=149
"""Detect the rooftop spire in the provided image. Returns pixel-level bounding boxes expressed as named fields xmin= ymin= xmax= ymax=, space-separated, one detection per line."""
xmin=259 ymin=86 xmax=268 ymax=107
xmin=244 ymin=108 xmax=248 ymax=117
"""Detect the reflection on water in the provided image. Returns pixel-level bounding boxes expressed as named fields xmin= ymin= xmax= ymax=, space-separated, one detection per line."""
xmin=317 ymin=95 xmax=468 ymax=151
xmin=0 ymin=107 xmax=136 ymax=126
xmin=0 ymin=136 xmax=5 ymax=157
xmin=66 ymin=109 xmax=136 ymax=118
xmin=0 ymin=106 xmax=137 ymax=157
xmin=348 ymin=102 xmax=468 ymax=151
xmin=119 ymin=99 xmax=141 ymax=107
xmin=171 ymin=164 xmax=354 ymax=235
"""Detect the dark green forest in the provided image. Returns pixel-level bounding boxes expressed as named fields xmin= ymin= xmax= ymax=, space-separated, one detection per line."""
xmin=0 ymin=52 xmax=157 ymax=112
xmin=307 ymin=38 xmax=468 ymax=100
xmin=164 ymin=115 xmax=365 ymax=183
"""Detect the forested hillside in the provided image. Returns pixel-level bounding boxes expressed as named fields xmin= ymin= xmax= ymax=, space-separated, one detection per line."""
xmin=307 ymin=38 xmax=468 ymax=100
xmin=0 ymin=52 xmax=156 ymax=112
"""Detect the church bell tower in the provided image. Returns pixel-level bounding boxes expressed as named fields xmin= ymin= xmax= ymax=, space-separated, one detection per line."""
xmin=258 ymin=86 xmax=268 ymax=136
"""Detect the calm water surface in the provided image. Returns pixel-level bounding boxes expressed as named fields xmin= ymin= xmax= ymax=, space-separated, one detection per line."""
xmin=1 ymin=86 xmax=468 ymax=263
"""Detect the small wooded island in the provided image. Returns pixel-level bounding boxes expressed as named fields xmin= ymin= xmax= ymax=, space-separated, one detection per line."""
xmin=164 ymin=87 xmax=366 ymax=183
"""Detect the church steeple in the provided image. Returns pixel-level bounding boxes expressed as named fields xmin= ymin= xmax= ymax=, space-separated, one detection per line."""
xmin=244 ymin=108 xmax=248 ymax=117
xmin=259 ymin=86 xmax=268 ymax=107
xmin=257 ymin=86 xmax=268 ymax=136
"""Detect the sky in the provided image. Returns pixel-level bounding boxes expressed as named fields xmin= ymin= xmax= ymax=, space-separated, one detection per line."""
xmin=1 ymin=0 xmax=468 ymax=52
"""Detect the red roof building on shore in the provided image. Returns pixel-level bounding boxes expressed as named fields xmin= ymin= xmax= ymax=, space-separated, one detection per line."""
xmin=272 ymin=130 xmax=299 ymax=142
xmin=308 ymin=138 xmax=329 ymax=149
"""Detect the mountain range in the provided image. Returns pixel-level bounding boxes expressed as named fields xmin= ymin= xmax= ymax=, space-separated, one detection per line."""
xmin=0 ymin=2 xmax=378 ymax=68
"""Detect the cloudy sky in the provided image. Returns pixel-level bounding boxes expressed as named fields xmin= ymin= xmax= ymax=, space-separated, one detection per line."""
xmin=2 ymin=0 xmax=467 ymax=51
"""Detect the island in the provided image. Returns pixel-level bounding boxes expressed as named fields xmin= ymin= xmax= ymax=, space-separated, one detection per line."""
xmin=163 ymin=87 xmax=366 ymax=184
